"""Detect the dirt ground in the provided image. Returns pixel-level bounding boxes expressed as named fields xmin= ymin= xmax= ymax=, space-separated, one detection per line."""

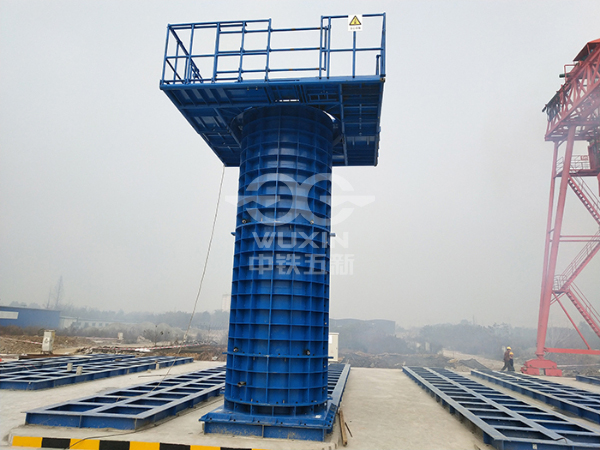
xmin=0 ymin=335 xmax=95 ymax=356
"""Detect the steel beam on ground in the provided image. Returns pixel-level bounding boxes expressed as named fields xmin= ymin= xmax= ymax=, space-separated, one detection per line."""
xmin=1 ymin=356 xmax=193 ymax=390
xmin=25 ymin=366 xmax=226 ymax=429
xmin=472 ymin=370 xmax=600 ymax=424
xmin=403 ymin=366 xmax=600 ymax=450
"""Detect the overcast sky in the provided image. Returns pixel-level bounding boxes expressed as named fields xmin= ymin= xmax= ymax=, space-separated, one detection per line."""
xmin=1 ymin=0 xmax=598 ymax=328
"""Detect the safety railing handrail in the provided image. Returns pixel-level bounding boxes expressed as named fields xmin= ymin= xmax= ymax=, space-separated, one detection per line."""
xmin=571 ymin=176 xmax=600 ymax=218
xmin=570 ymin=283 xmax=600 ymax=332
xmin=554 ymin=229 xmax=600 ymax=290
xmin=161 ymin=14 xmax=386 ymax=85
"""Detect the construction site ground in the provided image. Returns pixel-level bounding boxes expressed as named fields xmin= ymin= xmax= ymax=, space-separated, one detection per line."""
xmin=2 ymin=349 xmax=600 ymax=449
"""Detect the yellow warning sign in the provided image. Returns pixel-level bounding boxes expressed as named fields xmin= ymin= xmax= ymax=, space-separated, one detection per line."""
xmin=348 ymin=14 xmax=363 ymax=32
xmin=349 ymin=16 xmax=361 ymax=26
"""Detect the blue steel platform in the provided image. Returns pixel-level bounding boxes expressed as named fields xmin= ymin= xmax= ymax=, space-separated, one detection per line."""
xmin=0 ymin=354 xmax=135 ymax=375
xmin=472 ymin=370 xmax=600 ymax=424
xmin=201 ymin=363 xmax=350 ymax=441
xmin=160 ymin=15 xmax=386 ymax=167
xmin=403 ymin=367 xmax=600 ymax=450
xmin=1 ymin=356 xmax=193 ymax=390
xmin=578 ymin=375 xmax=600 ymax=387
xmin=25 ymin=366 xmax=226 ymax=429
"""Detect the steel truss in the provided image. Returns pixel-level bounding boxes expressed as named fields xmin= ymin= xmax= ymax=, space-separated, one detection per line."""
xmin=524 ymin=39 xmax=600 ymax=376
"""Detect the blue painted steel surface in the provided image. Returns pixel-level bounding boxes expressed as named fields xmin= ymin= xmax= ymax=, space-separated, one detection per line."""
xmin=202 ymin=363 xmax=350 ymax=441
xmin=1 ymin=356 xmax=193 ymax=390
xmin=0 ymin=354 xmax=135 ymax=375
xmin=0 ymin=306 xmax=61 ymax=328
xmin=160 ymin=14 xmax=386 ymax=167
xmin=404 ymin=367 xmax=600 ymax=450
xmin=472 ymin=370 xmax=600 ymax=424
xmin=224 ymin=105 xmax=332 ymax=417
xmin=578 ymin=375 xmax=600 ymax=386
xmin=25 ymin=366 xmax=226 ymax=429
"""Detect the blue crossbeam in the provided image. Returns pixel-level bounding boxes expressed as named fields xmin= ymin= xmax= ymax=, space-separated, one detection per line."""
xmin=472 ymin=370 xmax=600 ymax=424
xmin=25 ymin=366 xmax=226 ymax=429
xmin=577 ymin=375 xmax=600 ymax=387
xmin=201 ymin=363 xmax=351 ymax=441
xmin=403 ymin=367 xmax=600 ymax=450
xmin=0 ymin=354 xmax=136 ymax=375
xmin=1 ymin=356 xmax=193 ymax=390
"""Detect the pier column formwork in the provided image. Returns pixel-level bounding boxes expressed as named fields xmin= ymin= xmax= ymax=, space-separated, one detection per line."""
xmin=226 ymin=105 xmax=333 ymax=415
xmin=160 ymin=14 xmax=386 ymax=440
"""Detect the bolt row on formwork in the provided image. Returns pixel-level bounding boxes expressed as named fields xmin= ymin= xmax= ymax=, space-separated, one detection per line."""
xmin=403 ymin=367 xmax=600 ymax=450
xmin=1 ymin=356 xmax=193 ymax=390
xmin=471 ymin=370 xmax=600 ymax=424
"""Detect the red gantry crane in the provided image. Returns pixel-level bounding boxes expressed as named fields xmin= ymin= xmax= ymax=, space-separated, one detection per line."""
xmin=522 ymin=39 xmax=600 ymax=376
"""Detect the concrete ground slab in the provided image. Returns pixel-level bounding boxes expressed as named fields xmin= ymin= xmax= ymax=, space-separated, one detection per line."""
xmin=6 ymin=361 xmax=598 ymax=450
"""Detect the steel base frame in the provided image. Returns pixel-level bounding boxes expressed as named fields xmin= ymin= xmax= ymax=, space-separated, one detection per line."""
xmin=403 ymin=367 xmax=600 ymax=450
xmin=0 ymin=354 xmax=135 ymax=375
xmin=25 ymin=366 xmax=226 ymax=429
xmin=1 ymin=356 xmax=193 ymax=390
xmin=472 ymin=370 xmax=600 ymax=424
xmin=577 ymin=375 xmax=600 ymax=386
xmin=201 ymin=363 xmax=350 ymax=442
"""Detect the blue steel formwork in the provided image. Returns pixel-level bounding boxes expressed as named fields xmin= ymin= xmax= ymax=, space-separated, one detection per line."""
xmin=403 ymin=367 xmax=600 ymax=450
xmin=25 ymin=366 xmax=226 ymax=429
xmin=203 ymin=363 xmax=350 ymax=441
xmin=24 ymin=364 xmax=348 ymax=432
xmin=0 ymin=354 xmax=136 ymax=375
xmin=1 ymin=356 xmax=193 ymax=390
xmin=160 ymin=14 xmax=384 ymax=441
xmin=578 ymin=375 xmax=600 ymax=387
xmin=471 ymin=370 xmax=600 ymax=424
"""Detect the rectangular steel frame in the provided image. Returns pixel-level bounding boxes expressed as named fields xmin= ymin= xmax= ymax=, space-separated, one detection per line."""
xmin=403 ymin=366 xmax=600 ymax=450
xmin=1 ymin=356 xmax=193 ymax=390
xmin=471 ymin=370 xmax=600 ymax=424
xmin=25 ymin=366 xmax=226 ymax=429
xmin=0 ymin=354 xmax=135 ymax=375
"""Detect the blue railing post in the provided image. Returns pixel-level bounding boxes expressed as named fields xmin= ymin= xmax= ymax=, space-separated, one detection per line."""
xmin=212 ymin=23 xmax=221 ymax=82
xmin=161 ymin=26 xmax=171 ymax=83
xmin=319 ymin=16 xmax=324 ymax=79
xmin=352 ymin=30 xmax=357 ymax=78
xmin=265 ymin=19 xmax=272 ymax=81
xmin=380 ymin=12 xmax=386 ymax=77
xmin=238 ymin=22 xmax=246 ymax=82
xmin=187 ymin=24 xmax=196 ymax=83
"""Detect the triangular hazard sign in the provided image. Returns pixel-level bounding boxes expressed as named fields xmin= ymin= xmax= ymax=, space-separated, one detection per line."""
xmin=349 ymin=16 xmax=362 ymax=26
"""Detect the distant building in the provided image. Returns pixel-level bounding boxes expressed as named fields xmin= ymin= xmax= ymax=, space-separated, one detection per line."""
xmin=59 ymin=316 xmax=116 ymax=329
xmin=330 ymin=318 xmax=396 ymax=335
xmin=0 ymin=306 xmax=61 ymax=329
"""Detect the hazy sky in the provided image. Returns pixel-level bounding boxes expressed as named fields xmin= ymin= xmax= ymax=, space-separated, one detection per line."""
xmin=1 ymin=0 xmax=598 ymax=328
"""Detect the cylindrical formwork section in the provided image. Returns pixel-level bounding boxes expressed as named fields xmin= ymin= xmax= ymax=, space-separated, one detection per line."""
xmin=225 ymin=105 xmax=334 ymax=417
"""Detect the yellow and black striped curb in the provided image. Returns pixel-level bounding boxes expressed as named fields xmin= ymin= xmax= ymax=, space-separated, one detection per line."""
xmin=12 ymin=436 xmax=268 ymax=450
